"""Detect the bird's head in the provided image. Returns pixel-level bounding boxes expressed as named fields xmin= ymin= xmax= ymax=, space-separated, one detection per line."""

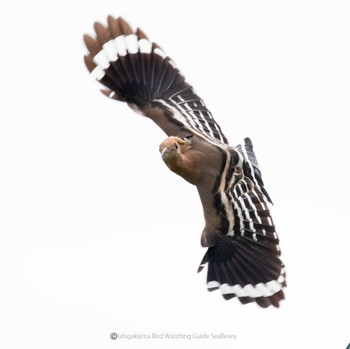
xmin=159 ymin=136 xmax=192 ymax=166
xmin=159 ymin=135 xmax=203 ymax=185
xmin=159 ymin=134 xmax=214 ymax=186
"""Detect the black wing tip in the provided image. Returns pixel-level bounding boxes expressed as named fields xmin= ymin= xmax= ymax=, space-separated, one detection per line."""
xmin=244 ymin=137 xmax=253 ymax=147
xmin=84 ymin=16 xmax=229 ymax=145
xmin=239 ymin=136 xmax=274 ymax=205
xmin=83 ymin=15 xmax=188 ymax=107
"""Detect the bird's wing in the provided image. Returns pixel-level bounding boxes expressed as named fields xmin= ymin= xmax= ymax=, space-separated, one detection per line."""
xmin=199 ymin=138 xmax=286 ymax=307
xmin=83 ymin=16 xmax=228 ymax=144
xmin=236 ymin=137 xmax=273 ymax=204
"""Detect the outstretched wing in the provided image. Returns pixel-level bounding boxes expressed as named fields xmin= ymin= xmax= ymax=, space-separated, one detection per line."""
xmin=199 ymin=138 xmax=286 ymax=307
xmin=236 ymin=137 xmax=273 ymax=204
xmin=83 ymin=16 xmax=228 ymax=144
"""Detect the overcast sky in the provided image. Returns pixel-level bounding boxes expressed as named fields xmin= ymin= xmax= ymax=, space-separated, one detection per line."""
xmin=1 ymin=1 xmax=349 ymax=348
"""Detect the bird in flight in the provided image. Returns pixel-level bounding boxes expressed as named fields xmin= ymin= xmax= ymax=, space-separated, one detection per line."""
xmin=83 ymin=16 xmax=286 ymax=308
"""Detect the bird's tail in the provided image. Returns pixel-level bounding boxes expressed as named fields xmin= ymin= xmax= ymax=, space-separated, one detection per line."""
xmin=83 ymin=16 xmax=188 ymax=108
xmin=198 ymin=235 xmax=286 ymax=308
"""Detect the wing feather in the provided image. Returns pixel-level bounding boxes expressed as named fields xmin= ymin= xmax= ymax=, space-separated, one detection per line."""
xmin=199 ymin=139 xmax=286 ymax=306
xmin=83 ymin=17 xmax=228 ymax=144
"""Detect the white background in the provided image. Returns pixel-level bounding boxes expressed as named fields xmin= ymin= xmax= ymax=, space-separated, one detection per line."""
xmin=1 ymin=1 xmax=349 ymax=348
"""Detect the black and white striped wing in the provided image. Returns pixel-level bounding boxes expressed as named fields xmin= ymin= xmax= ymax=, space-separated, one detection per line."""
xmin=200 ymin=138 xmax=286 ymax=307
xmin=83 ymin=16 xmax=228 ymax=144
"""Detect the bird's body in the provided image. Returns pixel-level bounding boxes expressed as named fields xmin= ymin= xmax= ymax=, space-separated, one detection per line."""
xmin=84 ymin=16 xmax=286 ymax=308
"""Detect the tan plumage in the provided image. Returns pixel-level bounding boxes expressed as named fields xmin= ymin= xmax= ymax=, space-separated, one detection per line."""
xmin=159 ymin=136 xmax=214 ymax=185
xmin=159 ymin=135 xmax=224 ymax=246
xmin=83 ymin=16 xmax=286 ymax=308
